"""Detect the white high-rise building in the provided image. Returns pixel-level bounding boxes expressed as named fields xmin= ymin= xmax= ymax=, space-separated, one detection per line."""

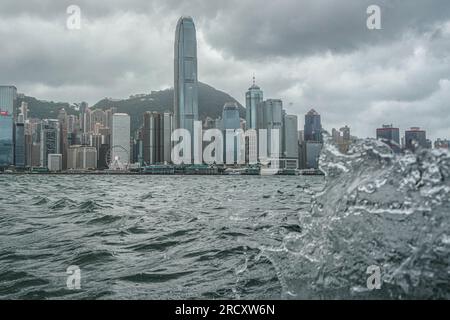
xmin=47 ymin=154 xmax=62 ymax=172
xmin=259 ymin=99 xmax=283 ymax=160
xmin=283 ymin=114 xmax=298 ymax=159
xmin=111 ymin=113 xmax=130 ymax=165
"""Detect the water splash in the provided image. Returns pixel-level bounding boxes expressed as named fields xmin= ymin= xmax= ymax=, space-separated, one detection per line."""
xmin=275 ymin=135 xmax=450 ymax=299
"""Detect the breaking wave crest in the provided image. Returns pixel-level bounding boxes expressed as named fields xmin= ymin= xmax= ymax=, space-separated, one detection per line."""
xmin=279 ymin=135 xmax=449 ymax=299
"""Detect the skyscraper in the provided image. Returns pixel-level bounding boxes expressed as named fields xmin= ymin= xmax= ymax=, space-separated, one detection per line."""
xmin=111 ymin=113 xmax=130 ymax=165
xmin=67 ymin=145 xmax=97 ymax=170
xmin=258 ymin=99 xmax=283 ymax=159
xmin=40 ymin=119 xmax=60 ymax=168
xmin=162 ymin=113 xmax=173 ymax=164
xmin=20 ymin=102 xmax=28 ymax=121
xmin=174 ymin=16 xmax=198 ymax=143
xmin=143 ymin=112 xmax=173 ymax=165
xmin=306 ymin=142 xmax=322 ymax=169
xmin=0 ymin=86 xmax=16 ymax=116
xmin=222 ymin=102 xmax=241 ymax=131
xmin=283 ymin=114 xmax=298 ymax=159
xmin=376 ymin=124 xmax=400 ymax=153
xmin=90 ymin=109 xmax=107 ymax=132
xmin=435 ymin=139 xmax=449 ymax=149
xmin=222 ymin=102 xmax=241 ymax=164
xmin=405 ymin=127 xmax=428 ymax=151
xmin=245 ymin=77 xmax=263 ymax=130
xmin=58 ymin=108 xmax=68 ymax=170
xmin=304 ymin=109 xmax=323 ymax=169
xmin=331 ymin=126 xmax=352 ymax=153
xmin=304 ymin=109 xmax=322 ymax=142
xmin=0 ymin=86 xmax=17 ymax=168
xmin=47 ymin=154 xmax=62 ymax=172
xmin=14 ymin=122 xmax=25 ymax=168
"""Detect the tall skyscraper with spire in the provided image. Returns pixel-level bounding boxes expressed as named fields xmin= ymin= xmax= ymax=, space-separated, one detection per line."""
xmin=245 ymin=76 xmax=263 ymax=129
xmin=174 ymin=16 xmax=198 ymax=139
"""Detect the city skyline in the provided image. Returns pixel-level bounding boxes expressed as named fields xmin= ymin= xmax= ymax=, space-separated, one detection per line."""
xmin=0 ymin=2 xmax=449 ymax=303
xmin=0 ymin=1 xmax=449 ymax=141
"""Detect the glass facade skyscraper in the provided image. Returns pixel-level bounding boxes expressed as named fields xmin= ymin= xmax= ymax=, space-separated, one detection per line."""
xmin=376 ymin=124 xmax=400 ymax=153
xmin=304 ymin=109 xmax=322 ymax=142
xmin=0 ymin=86 xmax=17 ymax=115
xmin=283 ymin=114 xmax=298 ymax=159
xmin=0 ymin=86 xmax=17 ymax=167
xmin=222 ymin=102 xmax=241 ymax=130
xmin=14 ymin=122 xmax=25 ymax=167
xmin=40 ymin=120 xmax=60 ymax=168
xmin=405 ymin=127 xmax=428 ymax=151
xmin=222 ymin=102 xmax=241 ymax=164
xmin=258 ymin=99 xmax=283 ymax=159
xmin=111 ymin=113 xmax=131 ymax=165
xmin=0 ymin=115 xmax=14 ymax=167
xmin=303 ymin=109 xmax=323 ymax=169
xmin=143 ymin=112 xmax=173 ymax=165
xmin=174 ymin=16 xmax=198 ymax=139
xmin=245 ymin=78 xmax=263 ymax=129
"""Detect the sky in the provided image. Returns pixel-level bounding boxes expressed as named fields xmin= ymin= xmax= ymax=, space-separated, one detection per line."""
xmin=1 ymin=0 xmax=449 ymax=140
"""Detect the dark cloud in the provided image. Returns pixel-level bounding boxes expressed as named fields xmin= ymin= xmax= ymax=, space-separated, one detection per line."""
xmin=198 ymin=0 xmax=450 ymax=60
xmin=0 ymin=0 xmax=449 ymax=140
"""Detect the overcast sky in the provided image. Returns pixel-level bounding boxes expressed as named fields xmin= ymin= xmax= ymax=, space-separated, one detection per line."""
xmin=1 ymin=0 xmax=449 ymax=140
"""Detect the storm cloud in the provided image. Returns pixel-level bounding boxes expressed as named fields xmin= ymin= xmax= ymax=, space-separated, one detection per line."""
xmin=0 ymin=0 xmax=449 ymax=140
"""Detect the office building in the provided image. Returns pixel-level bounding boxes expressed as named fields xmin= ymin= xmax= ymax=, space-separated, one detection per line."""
xmin=258 ymin=99 xmax=283 ymax=159
xmin=222 ymin=102 xmax=241 ymax=164
xmin=304 ymin=109 xmax=322 ymax=142
xmin=47 ymin=154 xmax=62 ymax=172
xmin=90 ymin=109 xmax=107 ymax=132
xmin=40 ymin=119 xmax=60 ymax=168
xmin=143 ymin=112 xmax=173 ymax=165
xmin=245 ymin=77 xmax=263 ymax=130
xmin=405 ymin=127 xmax=428 ymax=151
xmin=14 ymin=122 xmax=25 ymax=167
xmin=58 ymin=108 xmax=68 ymax=170
xmin=162 ymin=113 xmax=173 ymax=163
xmin=174 ymin=16 xmax=199 ymax=148
xmin=111 ymin=113 xmax=130 ymax=165
xmin=20 ymin=102 xmax=28 ymax=121
xmin=98 ymin=144 xmax=110 ymax=169
xmin=376 ymin=124 xmax=400 ymax=153
xmin=31 ymin=143 xmax=41 ymax=167
xmin=283 ymin=114 xmax=298 ymax=159
xmin=0 ymin=114 xmax=14 ymax=167
xmin=435 ymin=139 xmax=449 ymax=149
xmin=67 ymin=145 xmax=97 ymax=170
xmin=0 ymin=86 xmax=17 ymax=167
xmin=0 ymin=86 xmax=17 ymax=115
xmin=303 ymin=109 xmax=323 ymax=169
xmin=332 ymin=125 xmax=352 ymax=153
xmin=306 ymin=141 xmax=322 ymax=169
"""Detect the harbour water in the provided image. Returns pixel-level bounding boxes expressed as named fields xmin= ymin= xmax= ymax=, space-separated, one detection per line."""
xmin=0 ymin=175 xmax=323 ymax=299
xmin=0 ymin=138 xmax=449 ymax=299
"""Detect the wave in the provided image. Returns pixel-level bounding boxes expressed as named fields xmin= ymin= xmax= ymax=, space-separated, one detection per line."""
xmin=274 ymin=135 xmax=450 ymax=299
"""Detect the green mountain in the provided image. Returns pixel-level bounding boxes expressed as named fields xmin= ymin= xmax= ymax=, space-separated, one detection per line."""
xmin=19 ymin=82 xmax=246 ymax=132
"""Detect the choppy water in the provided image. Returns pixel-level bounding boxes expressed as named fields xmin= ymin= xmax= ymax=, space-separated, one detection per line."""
xmin=0 ymin=138 xmax=449 ymax=299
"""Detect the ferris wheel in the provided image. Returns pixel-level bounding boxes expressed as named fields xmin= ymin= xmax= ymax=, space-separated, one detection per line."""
xmin=105 ymin=145 xmax=129 ymax=170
